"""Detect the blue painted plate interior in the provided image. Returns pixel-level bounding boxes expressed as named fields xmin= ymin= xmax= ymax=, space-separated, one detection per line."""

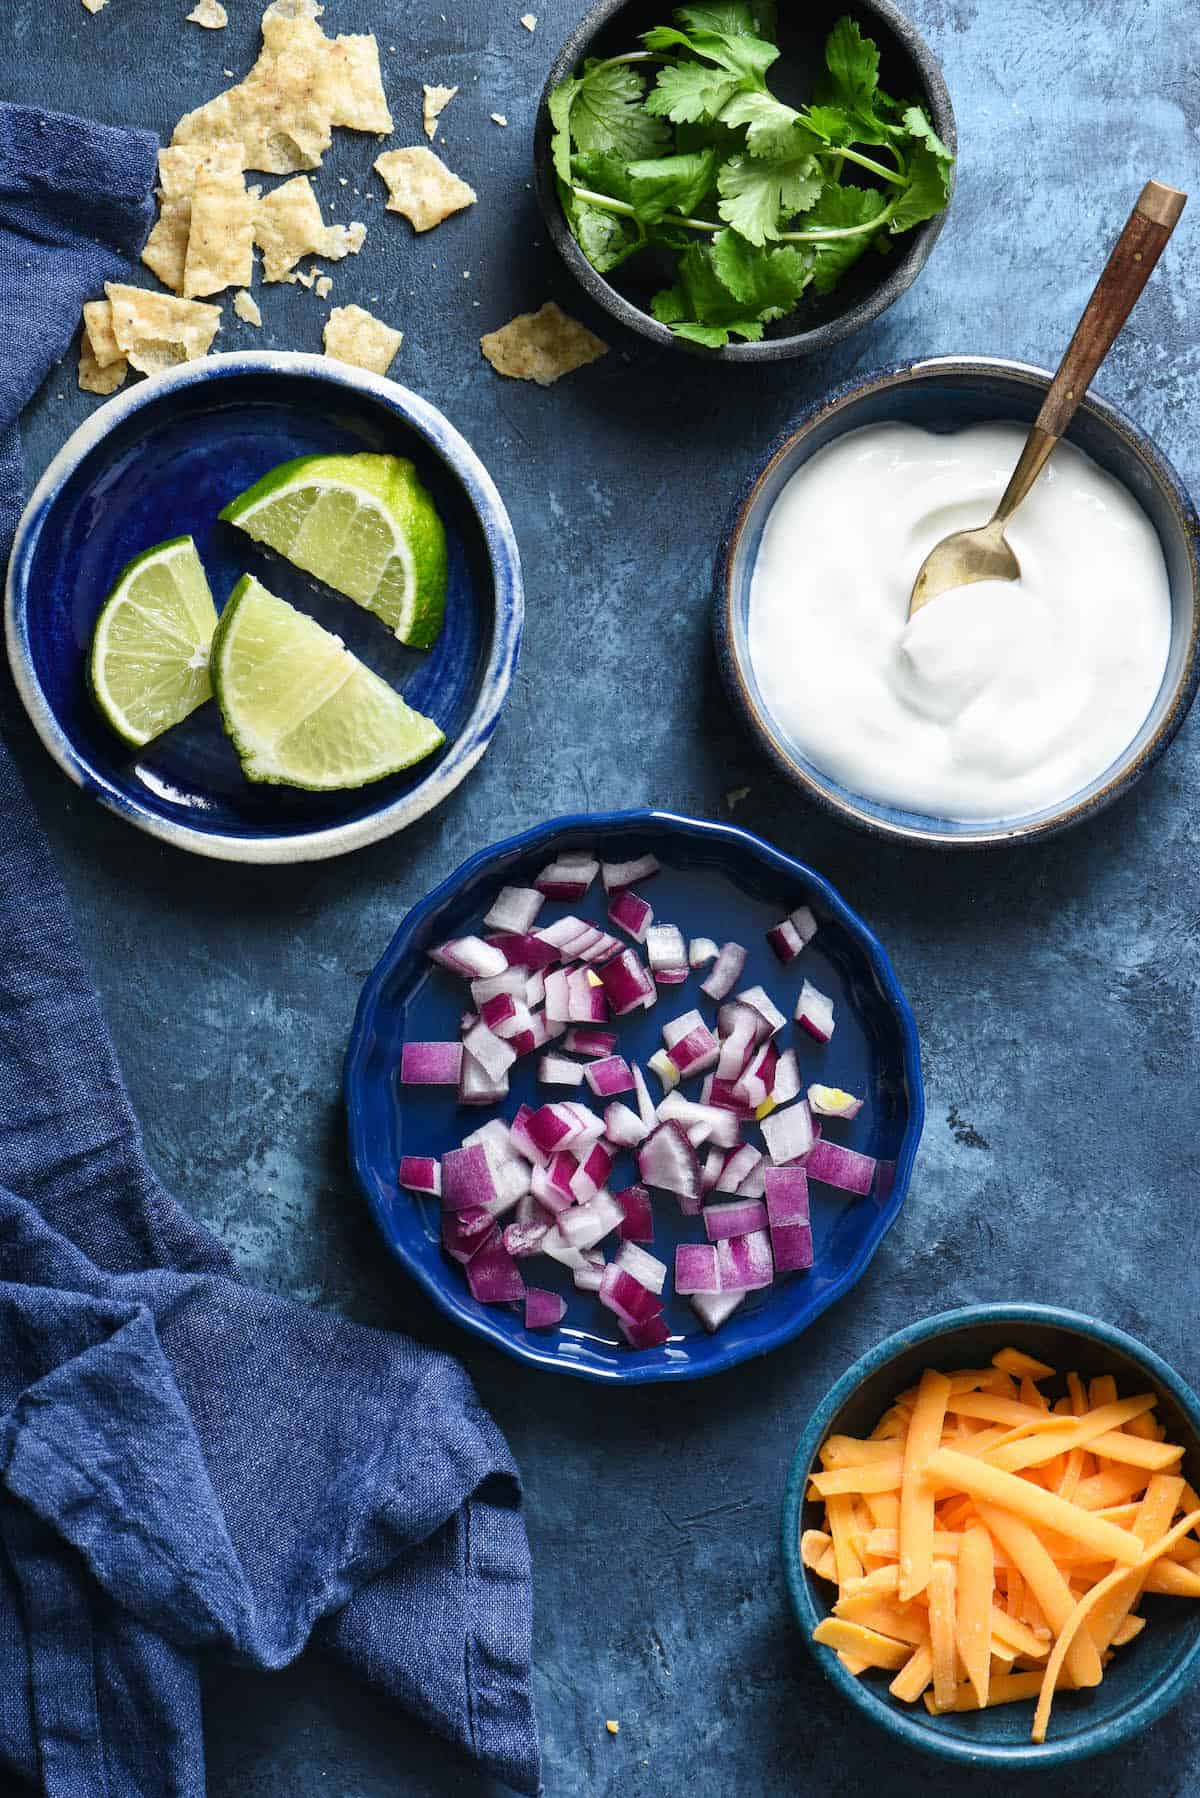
xmin=726 ymin=367 xmax=1199 ymax=837
xmin=350 ymin=816 xmax=920 ymax=1379
xmin=789 ymin=1317 xmax=1200 ymax=1756
xmin=22 ymin=370 xmax=492 ymax=839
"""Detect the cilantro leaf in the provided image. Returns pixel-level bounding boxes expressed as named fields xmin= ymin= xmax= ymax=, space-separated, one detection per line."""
xmin=626 ymin=148 xmax=720 ymax=222
xmin=719 ymin=90 xmax=821 ymax=160
xmin=888 ymin=141 xmax=953 ymax=233
xmin=716 ymin=150 xmax=823 ymax=244
xmin=804 ymin=183 xmax=888 ymax=292
xmin=565 ymin=191 xmax=643 ymax=273
xmin=651 ymin=233 xmax=808 ymax=345
xmin=672 ymin=322 xmax=751 ymax=347
xmin=803 ymin=103 xmax=855 ymax=146
xmin=555 ymin=60 xmax=670 ymax=170
xmin=675 ymin=3 xmax=759 ymax=35
xmin=641 ymin=22 xmax=779 ymax=82
xmin=548 ymin=76 xmax=581 ymax=184
xmin=710 ymin=229 xmax=812 ymax=317
xmin=645 ymin=61 xmax=744 ymax=124
xmin=823 ymin=17 xmax=879 ymax=114
xmin=899 ymin=103 xmax=952 ymax=163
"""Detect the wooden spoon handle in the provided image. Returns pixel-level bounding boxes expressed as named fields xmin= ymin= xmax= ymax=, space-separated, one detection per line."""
xmin=1036 ymin=179 xmax=1186 ymax=439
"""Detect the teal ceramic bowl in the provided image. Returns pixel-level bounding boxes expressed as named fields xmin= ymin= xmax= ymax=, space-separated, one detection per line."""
xmin=781 ymin=1304 xmax=1200 ymax=1767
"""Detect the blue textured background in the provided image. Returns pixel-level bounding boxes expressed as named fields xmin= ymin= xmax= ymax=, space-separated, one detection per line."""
xmin=4 ymin=0 xmax=1199 ymax=1792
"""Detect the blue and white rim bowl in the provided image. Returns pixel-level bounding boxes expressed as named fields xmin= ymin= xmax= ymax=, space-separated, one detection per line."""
xmin=5 ymin=352 xmax=524 ymax=864
xmin=714 ymin=355 xmax=1200 ymax=849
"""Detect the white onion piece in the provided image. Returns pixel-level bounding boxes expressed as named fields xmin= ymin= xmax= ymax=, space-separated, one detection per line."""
xmin=604 ymin=1101 xmax=649 ymax=1148
xmin=538 ymin=1054 xmax=584 ymax=1087
xmin=646 ymin=924 xmax=687 ymax=980
xmin=542 ymin=1227 xmax=589 ymax=1269
xmin=736 ymin=984 xmax=787 ymax=1036
xmin=691 ymin=1289 xmax=745 ymax=1332
xmin=601 ymin=854 xmax=660 ymax=892
xmin=428 ymin=935 xmax=509 ymax=979
xmin=656 ymin=1093 xmax=741 ymax=1150
xmin=761 ymin=1100 xmax=815 ymax=1165
xmin=637 ymin=1121 xmax=701 ymax=1205
xmin=535 ymin=852 xmax=599 ymax=900
xmin=700 ymin=941 xmax=746 ymax=1001
xmin=773 ymin=1048 xmax=801 ymax=1105
xmin=714 ymin=1143 xmax=762 ymax=1194
xmin=795 ymin=979 xmax=835 ymax=1044
xmin=647 ymin=1048 xmax=679 ymax=1093
xmin=557 ymin=1189 xmax=623 ymax=1251
xmin=632 ymin=1063 xmax=657 ymax=1129
xmin=462 ymin=1020 xmax=517 ymax=1083
xmin=483 ymin=886 xmax=545 ymax=934
xmin=470 ymin=967 xmax=527 ymax=1006
xmin=614 ymin=1239 xmax=668 ymax=1295
xmin=458 ymin=1049 xmax=508 ymax=1105
xmin=543 ymin=968 xmax=571 ymax=1023
xmin=689 ymin=936 xmax=719 ymax=968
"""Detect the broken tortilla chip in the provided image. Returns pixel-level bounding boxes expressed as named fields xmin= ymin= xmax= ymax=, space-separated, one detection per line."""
xmin=142 ymin=142 xmax=245 ymax=294
xmin=104 ymin=283 xmax=222 ymax=375
xmin=374 ymin=146 xmax=476 ymax=232
xmin=314 ymin=274 xmax=332 ymax=298
xmin=81 ymin=300 xmax=124 ymax=369
xmin=326 ymin=35 xmax=393 ymax=131
xmin=480 ymin=302 xmax=608 ymax=386
xmin=322 ymin=304 xmax=402 ymax=376
xmin=422 ymin=83 xmax=458 ymax=142
xmin=81 ymin=0 xmax=107 ymax=13
xmin=254 ymin=175 xmax=365 ymax=282
xmin=233 ymin=289 xmax=263 ymax=325
xmin=78 ymin=336 xmax=128 ymax=395
xmin=187 ymin=0 xmax=228 ymax=25
xmin=184 ymin=168 xmax=256 ymax=299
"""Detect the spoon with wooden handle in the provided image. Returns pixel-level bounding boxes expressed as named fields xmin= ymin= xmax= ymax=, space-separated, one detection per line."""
xmin=907 ymin=179 xmax=1187 ymax=619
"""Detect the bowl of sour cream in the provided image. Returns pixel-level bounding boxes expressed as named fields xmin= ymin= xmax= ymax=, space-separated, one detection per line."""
xmin=714 ymin=356 xmax=1200 ymax=846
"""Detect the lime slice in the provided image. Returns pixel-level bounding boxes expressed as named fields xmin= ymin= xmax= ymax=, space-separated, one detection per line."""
xmin=219 ymin=453 xmax=449 ymax=648
xmin=211 ymin=574 xmax=445 ymax=789
xmin=89 ymin=535 xmax=219 ymax=747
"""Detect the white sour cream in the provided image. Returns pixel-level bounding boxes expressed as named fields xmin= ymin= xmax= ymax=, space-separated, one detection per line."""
xmin=747 ymin=421 xmax=1172 ymax=821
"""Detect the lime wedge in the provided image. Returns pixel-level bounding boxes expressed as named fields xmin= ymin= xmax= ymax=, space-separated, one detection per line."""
xmin=211 ymin=574 xmax=444 ymax=789
xmin=219 ymin=453 xmax=449 ymax=649
xmin=89 ymin=535 xmax=219 ymax=747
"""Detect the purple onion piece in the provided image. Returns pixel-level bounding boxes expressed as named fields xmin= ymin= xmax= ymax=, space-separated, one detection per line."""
xmin=598 ymin=1264 xmax=663 ymax=1325
xmin=688 ymin=936 xmax=719 ymax=968
xmin=614 ymin=1239 xmax=667 ymax=1294
xmin=441 ymin=1143 xmax=499 ymax=1212
xmin=524 ymin=1287 xmax=567 ymax=1329
xmin=805 ymin=1138 xmax=876 ymax=1196
xmin=487 ymin=932 xmax=560 ymax=971
xmin=465 ymin=1228 xmax=525 ymax=1303
xmin=796 ymin=979 xmax=836 ymax=1044
xmin=675 ymin=1242 xmax=720 ymax=1295
xmin=557 ymin=1189 xmax=623 ymax=1252
xmin=398 ymin=1155 xmax=441 ymax=1196
xmin=715 ymin=1228 xmax=774 ymax=1292
xmin=599 ymin=949 xmax=656 ymax=1016
xmin=620 ymin=1313 xmax=670 ymax=1349
xmin=714 ymin=1143 xmax=762 ymax=1195
xmin=608 ymin=889 xmax=653 ymax=942
xmin=736 ymin=984 xmax=787 ymax=1036
xmin=700 ymin=941 xmax=746 ymax=1001
xmin=614 ymin=1184 xmax=654 ymax=1242
xmin=770 ymin=1221 xmax=814 ymax=1272
xmin=563 ymin=1027 xmax=617 ymax=1058
xmin=703 ymin=1197 xmax=769 ymax=1241
xmin=428 ymin=935 xmax=509 ymax=979
xmin=505 ymin=1219 xmax=550 ymax=1258
xmin=584 ymin=1055 xmax=635 ymax=1098
xmin=400 ymin=1041 xmax=463 ymax=1086
xmin=442 ymin=1205 xmax=493 ymax=1263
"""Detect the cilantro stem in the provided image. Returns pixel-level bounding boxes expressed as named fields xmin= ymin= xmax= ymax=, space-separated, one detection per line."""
xmin=569 ymin=185 xmax=898 ymax=242
xmin=818 ymin=146 xmax=906 ymax=188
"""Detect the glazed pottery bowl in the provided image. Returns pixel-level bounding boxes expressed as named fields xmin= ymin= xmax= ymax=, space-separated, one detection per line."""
xmin=715 ymin=355 xmax=1200 ymax=846
xmin=345 ymin=809 xmax=923 ymax=1383
xmin=533 ymin=0 xmax=956 ymax=361
xmin=5 ymin=352 xmax=522 ymax=864
xmin=782 ymin=1303 xmax=1200 ymax=1766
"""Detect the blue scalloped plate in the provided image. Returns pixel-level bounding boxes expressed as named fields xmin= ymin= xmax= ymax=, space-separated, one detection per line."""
xmin=345 ymin=810 xmax=924 ymax=1383
xmin=5 ymin=352 xmax=522 ymax=863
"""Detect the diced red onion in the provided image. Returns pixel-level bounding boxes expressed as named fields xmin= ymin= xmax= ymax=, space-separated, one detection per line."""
xmin=808 ymin=1083 xmax=863 ymax=1119
xmin=441 ymin=1143 xmax=498 ymax=1211
xmin=707 ymin=1077 xmax=754 ymax=1115
xmin=715 ymin=1143 xmax=763 ymax=1196
xmin=543 ymin=968 xmax=570 ymax=1023
xmin=646 ymin=924 xmax=687 ymax=983
xmin=598 ymin=1264 xmax=663 ymax=1325
xmin=570 ymin=1141 xmax=614 ymax=1204
xmin=505 ymin=1218 xmax=549 ymax=1258
xmin=637 ymin=1120 xmax=701 ymax=1205
xmin=400 ymin=1041 xmax=463 ymax=1086
xmin=483 ymin=885 xmax=545 ymax=934
xmin=462 ymin=1020 xmax=517 ymax=1084
xmin=599 ymin=948 xmax=656 ymax=1015
xmin=398 ymin=1155 xmax=442 ymax=1196
xmin=675 ymin=1242 xmax=720 ymax=1294
xmin=766 ymin=905 xmax=817 ymax=964
xmin=509 ymin=1010 xmax=563 ymax=1057
xmin=563 ymin=1027 xmax=617 ymax=1058
xmin=608 ymin=889 xmax=653 ymax=942
xmin=487 ymin=931 xmax=560 ymax=971
xmin=656 ymin=1093 xmax=741 ymax=1150
xmin=525 ymin=970 xmax=546 ymax=1008
xmin=614 ymin=1239 xmax=667 ymax=1294
xmin=601 ymin=854 xmax=660 ymax=892
xmin=509 ymin=1103 xmax=548 ymax=1166
xmin=546 ymin=1151 xmax=579 ymax=1203
xmin=701 ymin=1146 xmax=725 ymax=1196
xmin=805 ymin=1138 xmax=876 ymax=1195
xmin=470 ymin=967 xmax=527 ymax=1006
xmin=614 ymin=1184 xmax=653 ymax=1242
xmin=703 ymin=1197 xmax=768 ymax=1240
xmin=700 ymin=941 xmax=746 ymax=1001
xmin=796 ymin=979 xmax=836 ymax=1044
xmin=539 ymin=1053 xmax=584 ymax=1087
xmin=766 ymin=1168 xmax=812 ymax=1225
xmin=541 ymin=1226 xmax=589 ymax=1269
xmin=492 ymin=1001 xmax=534 ymax=1042
xmin=664 ymin=1018 xmax=719 ymax=1079
xmin=573 ymin=1251 xmax=606 ymax=1292
xmin=737 ymin=984 xmax=787 ymax=1036
xmin=576 ymin=930 xmax=623 ymax=964
xmin=479 ymin=991 xmax=518 ymax=1031
xmin=584 ymin=1055 xmax=635 ymax=1098
xmin=557 ymin=1188 xmax=623 ymax=1252
xmin=647 ymin=1048 xmax=680 ymax=1093
xmin=716 ymin=1000 xmax=763 ymax=1080
xmin=485 ymin=1160 xmax=531 ymax=1218
xmin=689 ymin=936 xmax=719 ymax=968
xmin=534 ymin=851 xmax=600 ymax=900
xmin=691 ymin=1289 xmax=745 ymax=1332
xmin=562 ymin=1102 xmax=605 ymax=1146
xmin=761 ymin=1100 xmax=815 ymax=1165
xmin=715 ymin=1228 xmax=774 ymax=1291
xmin=531 ymin=1162 xmax=573 ymax=1215
xmin=442 ymin=1205 xmax=493 ymax=1263
xmin=736 ymin=1159 xmax=766 ymax=1198
xmin=733 ymin=1041 xmax=777 ymax=1110
xmin=773 ymin=1048 xmax=801 ymax=1105
xmin=428 ymin=935 xmax=509 ymax=979
xmin=465 ymin=1228 xmax=525 ymax=1303
xmin=771 ymin=1221 xmax=814 ymax=1271
xmin=526 ymin=1103 xmax=578 ymax=1155
xmin=619 ymin=1313 xmax=670 ymax=1349
xmin=603 ymin=1101 xmax=648 ymax=1148
xmin=524 ymin=1287 xmax=566 ymax=1329
xmin=632 ymin=1063 xmax=657 ymax=1129
xmin=567 ymin=967 xmax=608 ymax=1024
xmin=536 ymin=915 xmax=591 ymax=950
xmin=461 ymin=1011 xmax=478 ymax=1033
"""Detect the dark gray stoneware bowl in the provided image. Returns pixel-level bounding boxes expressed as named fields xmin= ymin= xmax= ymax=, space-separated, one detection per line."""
xmin=533 ymin=0 xmax=956 ymax=361
xmin=714 ymin=356 xmax=1200 ymax=847
xmin=782 ymin=1304 xmax=1200 ymax=1766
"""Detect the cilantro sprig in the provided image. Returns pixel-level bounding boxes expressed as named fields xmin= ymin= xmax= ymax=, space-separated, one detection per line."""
xmin=548 ymin=6 xmax=953 ymax=346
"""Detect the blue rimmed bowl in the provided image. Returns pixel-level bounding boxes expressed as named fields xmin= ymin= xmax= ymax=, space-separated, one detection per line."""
xmin=715 ymin=355 xmax=1200 ymax=846
xmin=345 ymin=809 xmax=923 ymax=1383
xmin=782 ymin=1303 xmax=1200 ymax=1766
xmin=5 ymin=352 xmax=522 ymax=863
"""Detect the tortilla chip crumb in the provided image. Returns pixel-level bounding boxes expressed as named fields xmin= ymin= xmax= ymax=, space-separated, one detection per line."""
xmin=81 ymin=0 xmax=107 ymax=12
xmin=421 ymin=83 xmax=459 ymax=142
xmin=520 ymin=13 xmax=537 ymax=29
xmin=605 ymin=1720 xmax=619 ymax=1736
xmin=104 ymin=282 xmax=222 ymax=375
xmin=322 ymin=303 xmax=402 ymax=375
xmin=315 ymin=274 xmax=333 ymax=298
xmin=233 ymin=289 xmax=263 ymax=325
xmin=81 ymin=300 xmax=124 ymax=369
xmin=490 ymin=113 xmax=508 ymax=127
xmin=374 ymin=146 xmax=476 ymax=232
xmin=78 ymin=338 xmax=128 ymax=395
xmin=480 ymin=302 xmax=607 ymax=387
xmin=255 ymin=174 xmax=365 ymax=281
xmin=187 ymin=0 xmax=228 ymax=26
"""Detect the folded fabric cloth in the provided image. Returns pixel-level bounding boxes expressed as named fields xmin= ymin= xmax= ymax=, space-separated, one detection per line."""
xmin=0 ymin=103 xmax=539 ymax=1798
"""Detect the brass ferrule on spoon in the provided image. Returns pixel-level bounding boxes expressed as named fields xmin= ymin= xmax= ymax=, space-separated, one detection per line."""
xmin=908 ymin=179 xmax=1188 ymax=618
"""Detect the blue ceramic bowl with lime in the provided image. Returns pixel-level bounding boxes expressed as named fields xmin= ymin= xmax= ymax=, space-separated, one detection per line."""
xmin=345 ymin=809 xmax=923 ymax=1383
xmin=782 ymin=1303 xmax=1200 ymax=1766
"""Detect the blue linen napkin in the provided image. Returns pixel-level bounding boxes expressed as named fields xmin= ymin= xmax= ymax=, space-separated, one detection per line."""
xmin=0 ymin=103 xmax=539 ymax=1797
